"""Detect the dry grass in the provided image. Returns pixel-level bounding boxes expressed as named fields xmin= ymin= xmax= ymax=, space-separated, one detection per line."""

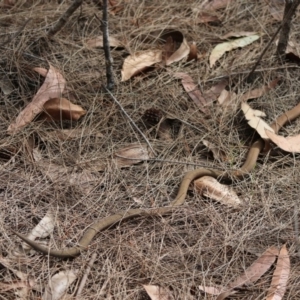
xmin=1 ymin=0 xmax=300 ymax=299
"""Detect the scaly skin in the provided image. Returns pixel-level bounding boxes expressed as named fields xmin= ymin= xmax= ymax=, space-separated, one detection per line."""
xmin=12 ymin=102 xmax=300 ymax=258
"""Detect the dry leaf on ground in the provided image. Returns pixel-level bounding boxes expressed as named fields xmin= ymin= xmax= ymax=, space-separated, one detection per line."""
xmin=8 ymin=64 xmax=66 ymax=134
xmin=121 ymin=50 xmax=162 ymax=81
xmin=0 ymin=77 xmax=14 ymax=95
xmin=38 ymin=98 xmax=86 ymax=121
xmin=216 ymin=290 xmax=237 ymax=300
xmin=195 ymin=12 xmax=220 ymax=24
xmin=161 ymin=30 xmax=190 ymax=65
xmin=221 ymin=31 xmax=258 ymax=39
xmin=42 ymin=270 xmax=78 ymax=300
xmin=275 ymin=39 xmax=300 ymax=61
xmin=241 ymin=78 xmax=279 ymax=101
xmin=143 ymin=285 xmax=174 ymax=300
xmin=241 ymin=102 xmax=274 ymax=139
xmin=198 ymin=285 xmax=225 ymax=295
xmin=204 ymin=79 xmax=228 ymax=105
xmin=33 ymin=67 xmax=48 ymax=77
xmin=113 ymin=144 xmax=150 ymax=167
xmin=268 ymin=0 xmax=284 ymax=20
xmin=85 ymin=35 xmax=123 ymax=48
xmin=266 ymin=244 xmax=290 ymax=300
xmin=187 ymin=41 xmax=198 ymax=61
xmin=200 ymin=0 xmax=232 ymax=11
xmin=210 ymin=35 xmax=259 ymax=67
xmin=20 ymin=209 xmax=55 ymax=251
xmin=174 ymin=72 xmax=208 ymax=113
xmin=229 ymin=246 xmax=279 ymax=288
xmin=266 ymin=129 xmax=300 ymax=153
xmin=217 ymin=89 xmax=237 ymax=107
xmin=202 ymin=139 xmax=227 ymax=161
xmin=194 ymin=176 xmax=241 ymax=208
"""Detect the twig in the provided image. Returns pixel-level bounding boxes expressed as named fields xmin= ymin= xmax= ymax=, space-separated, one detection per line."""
xmin=47 ymin=0 xmax=83 ymax=37
xmin=102 ymin=0 xmax=115 ymax=90
xmin=0 ymin=18 xmax=31 ymax=48
xmin=102 ymin=85 xmax=156 ymax=156
xmin=75 ymin=253 xmax=97 ymax=298
xmin=244 ymin=25 xmax=282 ymax=82
xmin=277 ymin=0 xmax=300 ymax=57
xmin=245 ymin=1 xmax=300 ymax=82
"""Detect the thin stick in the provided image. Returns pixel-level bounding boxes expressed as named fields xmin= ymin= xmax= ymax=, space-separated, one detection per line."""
xmin=102 ymin=0 xmax=115 ymax=90
xmin=75 ymin=253 xmax=97 ymax=298
xmin=102 ymin=85 xmax=156 ymax=155
xmin=277 ymin=0 xmax=300 ymax=57
xmin=245 ymin=1 xmax=300 ymax=82
xmin=244 ymin=24 xmax=282 ymax=82
xmin=48 ymin=0 xmax=83 ymax=37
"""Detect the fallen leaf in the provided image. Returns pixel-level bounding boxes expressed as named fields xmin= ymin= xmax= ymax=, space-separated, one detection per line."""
xmin=266 ymin=130 xmax=300 ymax=153
xmin=241 ymin=79 xmax=279 ymax=101
xmin=204 ymin=79 xmax=228 ymax=105
xmin=266 ymin=244 xmax=290 ymax=300
xmin=143 ymin=285 xmax=174 ymax=300
xmin=286 ymin=41 xmax=300 ymax=59
xmin=85 ymin=35 xmax=123 ymax=48
xmin=203 ymin=139 xmax=227 ymax=161
xmin=38 ymin=98 xmax=86 ymax=121
xmin=221 ymin=31 xmax=258 ymax=39
xmin=33 ymin=67 xmax=48 ymax=77
xmin=199 ymin=285 xmax=225 ymax=295
xmin=216 ymin=290 xmax=237 ymax=300
xmin=276 ymin=39 xmax=300 ymax=61
xmin=241 ymin=102 xmax=274 ymax=139
xmin=21 ymin=209 xmax=55 ymax=251
xmin=210 ymin=35 xmax=260 ymax=67
xmin=229 ymin=246 xmax=279 ymax=288
xmin=108 ymin=0 xmax=123 ymax=15
xmin=194 ymin=176 xmax=241 ymax=208
xmin=268 ymin=0 xmax=284 ymax=20
xmin=161 ymin=30 xmax=190 ymax=65
xmin=0 ymin=78 xmax=14 ymax=95
xmin=8 ymin=64 xmax=66 ymax=134
xmin=200 ymin=0 xmax=232 ymax=10
xmin=121 ymin=50 xmax=162 ymax=81
xmin=113 ymin=143 xmax=150 ymax=167
xmin=187 ymin=42 xmax=198 ymax=61
xmin=196 ymin=13 xmax=220 ymax=24
xmin=195 ymin=12 xmax=220 ymax=24
xmin=217 ymin=89 xmax=237 ymax=107
xmin=42 ymin=270 xmax=78 ymax=300
xmin=174 ymin=72 xmax=208 ymax=113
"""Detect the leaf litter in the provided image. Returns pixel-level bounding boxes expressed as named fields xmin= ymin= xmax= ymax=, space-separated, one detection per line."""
xmin=8 ymin=64 xmax=66 ymax=134
xmin=2 ymin=1 xmax=300 ymax=300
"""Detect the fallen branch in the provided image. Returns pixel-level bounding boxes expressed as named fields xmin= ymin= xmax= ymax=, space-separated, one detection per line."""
xmin=48 ymin=0 xmax=83 ymax=37
xmin=277 ymin=0 xmax=300 ymax=57
xmin=102 ymin=0 xmax=115 ymax=90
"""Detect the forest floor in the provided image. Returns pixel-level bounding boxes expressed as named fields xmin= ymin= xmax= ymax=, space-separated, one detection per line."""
xmin=0 ymin=0 xmax=300 ymax=299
